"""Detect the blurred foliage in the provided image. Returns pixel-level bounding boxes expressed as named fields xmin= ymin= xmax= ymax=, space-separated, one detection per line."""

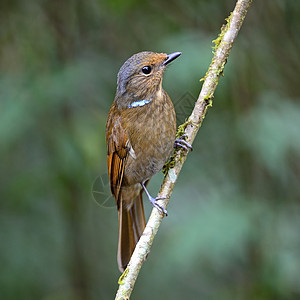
xmin=0 ymin=0 xmax=300 ymax=299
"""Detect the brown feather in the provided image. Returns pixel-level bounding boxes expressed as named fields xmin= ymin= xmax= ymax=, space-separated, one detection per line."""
xmin=117 ymin=189 xmax=145 ymax=272
xmin=106 ymin=104 xmax=129 ymax=207
xmin=106 ymin=103 xmax=146 ymax=271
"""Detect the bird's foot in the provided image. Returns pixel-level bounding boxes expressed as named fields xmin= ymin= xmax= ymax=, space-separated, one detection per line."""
xmin=174 ymin=134 xmax=193 ymax=151
xmin=141 ymin=183 xmax=168 ymax=216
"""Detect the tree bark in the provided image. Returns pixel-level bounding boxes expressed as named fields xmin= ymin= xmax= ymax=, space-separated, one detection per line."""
xmin=115 ymin=0 xmax=254 ymax=299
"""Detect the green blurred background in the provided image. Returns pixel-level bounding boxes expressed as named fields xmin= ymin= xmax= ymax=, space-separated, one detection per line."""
xmin=1 ymin=0 xmax=300 ymax=299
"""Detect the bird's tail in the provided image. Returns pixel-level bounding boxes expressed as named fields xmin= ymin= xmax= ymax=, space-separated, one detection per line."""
xmin=117 ymin=189 xmax=146 ymax=272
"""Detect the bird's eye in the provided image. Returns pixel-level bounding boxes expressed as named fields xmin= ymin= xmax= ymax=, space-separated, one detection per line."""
xmin=141 ymin=66 xmax=152 ymax=75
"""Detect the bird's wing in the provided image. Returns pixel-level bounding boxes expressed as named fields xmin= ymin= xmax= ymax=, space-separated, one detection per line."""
xmin=106 ymin=107 xmax=129 ymax=209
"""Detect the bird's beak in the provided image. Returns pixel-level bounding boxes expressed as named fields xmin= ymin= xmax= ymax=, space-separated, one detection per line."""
xmin=163 ymin=52 xmax=182 ymax=66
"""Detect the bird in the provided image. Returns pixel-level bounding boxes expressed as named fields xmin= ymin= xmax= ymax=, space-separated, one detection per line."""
xmin=106 ymin=51 xmax=182 ymax=272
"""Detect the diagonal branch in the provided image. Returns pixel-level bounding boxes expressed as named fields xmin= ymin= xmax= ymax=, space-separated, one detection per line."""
xmin=115 ymin=0 xmax=253 ymax=298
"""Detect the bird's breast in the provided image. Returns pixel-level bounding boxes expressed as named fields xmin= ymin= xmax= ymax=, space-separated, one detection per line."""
xmin=122 ymin=92 xmax=176 ymax=185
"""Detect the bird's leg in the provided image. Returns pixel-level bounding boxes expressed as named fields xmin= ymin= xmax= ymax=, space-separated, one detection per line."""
xmin=174 ymin=134 xmax=193 ymax=151
xmin=141 ymin=182 xmax=168 ymax=216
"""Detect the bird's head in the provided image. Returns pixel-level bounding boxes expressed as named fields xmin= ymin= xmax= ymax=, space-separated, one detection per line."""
xmin=115 ymin=51 xmax=181 ymax=108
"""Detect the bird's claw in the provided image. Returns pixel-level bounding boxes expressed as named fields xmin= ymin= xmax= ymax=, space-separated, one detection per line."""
xmin=141 ymin=183 xmax=168 ymax=216
xmin=174 ymin=134 xmax=193 ymax=151
xmin=150 ymin=197 xmax=168 ymax=216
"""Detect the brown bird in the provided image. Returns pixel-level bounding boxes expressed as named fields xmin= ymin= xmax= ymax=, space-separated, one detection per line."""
xmin=106 ymin=51 xmax=182 ymax=272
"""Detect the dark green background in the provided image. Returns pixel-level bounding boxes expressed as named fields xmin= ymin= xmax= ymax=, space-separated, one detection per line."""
xmin=1 ymin=0 xmax=299 ymax=299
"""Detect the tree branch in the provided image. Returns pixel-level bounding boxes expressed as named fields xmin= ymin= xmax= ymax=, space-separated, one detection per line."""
xmin=115 ymin=0 xmax=253 ymax=298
